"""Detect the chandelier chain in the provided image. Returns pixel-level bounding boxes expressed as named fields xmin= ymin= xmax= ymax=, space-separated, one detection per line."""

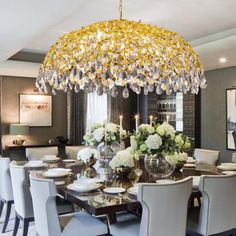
xmin=119 ymin=0 xmax=123 ymax=20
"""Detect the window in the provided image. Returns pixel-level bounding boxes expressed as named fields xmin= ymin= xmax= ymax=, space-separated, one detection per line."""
xmin=176 ymin=92 xmax=183 ymax=132
xmin=86 ymin=93 xmax=107 ymax=131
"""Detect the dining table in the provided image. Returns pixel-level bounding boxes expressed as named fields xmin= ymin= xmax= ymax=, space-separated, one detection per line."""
xmin=16 ymin=158 xmax=223 ymax=221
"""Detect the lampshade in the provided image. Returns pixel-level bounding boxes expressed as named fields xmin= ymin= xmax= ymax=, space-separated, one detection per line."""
xmin=36 ymin=1 xmax=206 ymax=97
xmin=10 ymin=124 xmax=29 ymax=135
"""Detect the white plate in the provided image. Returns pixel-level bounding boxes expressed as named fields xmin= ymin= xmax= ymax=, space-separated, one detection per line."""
xmin=184 ymin=163 xmax=196 ymax=168
xmin=48 ymin=168 xmax=72 ymax=172
xmin=217 ymin=165 xmax=236 ymax=171
xmin=155 ymin=179 xmax=175 ymax=184
xmin=192 ymin=176 xmax=201 ymax=188
xmin=67 ymin=183 xmax=101 ymax=193
xmin=63 ymin=159 xmax=76 ymax=163
xmin=74 ymin=178 xmax=105 ymax=185
xmin=222 ymin=171 xmax=236 ymax=175
xmin=127 ymin=186 xmax=138 ymax=195
xmin=42 ymin=171 xmax=70 ymax=178
xmin=187 ymin=157 xmax=197 ymax=164
xmin=103 ymin=187 xmax=126 ymax=194
xmin=25 ymin=161 xmax=47 ymax=168
xmin=220 ymin=163 xmax=236 ymax=167
xmin=42 ymin=155 xmax=60 ymax=162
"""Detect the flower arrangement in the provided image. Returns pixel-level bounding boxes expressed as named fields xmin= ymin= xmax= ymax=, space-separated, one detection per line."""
xmin=83 ymin=122 xmax=127 ymax=146
xmin=130 ymin=122 xmax=191 ymax=164
xmin=109 ymin=148 xmax=135 ymax=170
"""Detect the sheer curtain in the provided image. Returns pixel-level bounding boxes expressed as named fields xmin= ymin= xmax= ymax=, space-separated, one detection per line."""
xmin=86 ymin=93 xmax=107 ymax=131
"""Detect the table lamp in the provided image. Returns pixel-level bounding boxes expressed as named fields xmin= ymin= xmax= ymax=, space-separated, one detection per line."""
xmin=10 ymin=124 xmax=29 ymax=145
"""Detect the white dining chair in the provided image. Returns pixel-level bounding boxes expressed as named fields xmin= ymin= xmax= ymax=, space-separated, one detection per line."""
xmin=29 ymin=173 xmax=108 ymax=236
xmin=26 ymin=147 xmax=58 ymax=161
xmin=194 ymin=148 xmax=220 ymax=165
xmin=0 ymin=157 xmax=14 ymax=233
xmin=232 ymin=152 xmax=236 ymax=163
xmin=10 ymin=162 xmax=34 ymax=236
xmin=65 ymin=146 xmax=84 ymax=159
xmin=187 ymin=174 xmax=236 ymax=236
xmin=110 ymin=177 xmax=193 ymax=236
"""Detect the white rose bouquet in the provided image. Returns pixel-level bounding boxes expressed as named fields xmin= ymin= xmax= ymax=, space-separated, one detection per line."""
xmin=130 ymin=122 xmax=191 ymax=163
xmin=83 ymin=122 xmax=127 ymax=146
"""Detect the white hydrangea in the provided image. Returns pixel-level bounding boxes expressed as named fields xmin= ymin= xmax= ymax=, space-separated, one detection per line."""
xmin=93 ymin=127 xmax=105 ymax=142
xmin=145 ymin=134 xmax=162 ymax=150
xmin=165 ymin=152 xmax=188 ymax=165
xmin=106 ymin=123 xmax=118 ymax=133
xmin=109 ymin=148 xmax=135 ymax=170
xmin=156 ymin=122 xmax=176 ymax=136
xmin=139 ymin=124 xmax=155 ymax=134
xmin=77 ymin=148 xmax=100 ymax=162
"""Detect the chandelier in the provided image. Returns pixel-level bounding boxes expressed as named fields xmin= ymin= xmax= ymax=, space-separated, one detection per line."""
xmin=36 ymin=0 xmax=206 ymax=98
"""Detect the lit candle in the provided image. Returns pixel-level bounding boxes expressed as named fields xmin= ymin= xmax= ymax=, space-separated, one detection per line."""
xmin=166 ymin=115 xmax=169 ymax=123
xmin=135 ymin=114 xmax=139 ymax=132
xmin=149 ymin=115 xmax=153 ymax=125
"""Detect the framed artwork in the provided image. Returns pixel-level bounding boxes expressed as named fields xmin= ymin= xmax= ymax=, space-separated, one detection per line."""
xmin=20 ymin=94 xmax=52 ymax=127
xmin=226 ymin=88 xmax=236 ymax=150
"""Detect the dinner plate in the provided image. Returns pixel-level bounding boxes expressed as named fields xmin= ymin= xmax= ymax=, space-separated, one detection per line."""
xmin=187 ymin=157 xmax=197 ymax=164
xmin=42 ymin=155 xmax=60 ymax=163
xmin=184 ymin=163 xmax=196 ymax=168
xmin=221 ymin=171 xmax=236 ymax=175
xmin=217 ymin=165 xmax=236 ymax=171
xmin=42 ymin=170 xmax=70 ymax=178
xmin=63 ymin=159 xmax=76 ymax=163
xmin=67 ymin=183 xmax=101 ymax=193
xmin=155 ymin=179 xmax=175 ymax=184
xmin=127 ymin=186 xmax=138 ymax=195
xmin=25 ymin=161 xmax=47 ymax=168
xmin=74 ymin=177 xmax=105 ymax=185
xmin=48 ymin=168 xmax=72 ymax=172
xmin=103 ymin=187 xmax=126 ymax=194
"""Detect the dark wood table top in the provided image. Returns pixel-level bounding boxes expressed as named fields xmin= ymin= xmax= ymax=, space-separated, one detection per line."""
xmin=17 ymin=159 xmax=222 ymax=216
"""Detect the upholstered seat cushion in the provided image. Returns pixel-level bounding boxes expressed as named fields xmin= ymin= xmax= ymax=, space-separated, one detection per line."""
xmin=110 ymin=218 xmax=140 ymax=236
xmin=62 ymin=212 xmax=108 ymax=236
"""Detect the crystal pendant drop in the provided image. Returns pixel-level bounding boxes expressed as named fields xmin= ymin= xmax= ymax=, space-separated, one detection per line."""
xmin=136 ymin=86 xmax=141 ymax=94
xmin=156 ymin=84 xmax=163 ymax=95
xmin=144 ymin=86 xmax=149 ymax=95
xmin=122 ymin=87 xmax=129 ymax=98
xmin=74 ymin=84 xmax=80 ymax=93
xmin=97 ymin=86 xmax=104 ymax=96
xmin=200 ymin=77 xmax=207 ymax=89
xmin=148 ymin=84 xmax=154 ymax=92
xmin=111 ymin=86 xmax=118 ymax=97
xmin=52 ymin=89 xmax=56 ymax=95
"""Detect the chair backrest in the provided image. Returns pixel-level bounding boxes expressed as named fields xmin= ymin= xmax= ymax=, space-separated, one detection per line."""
xmin=138 ymin=177 xmax=192 ymax=236
xmin=194 ymin=148 xmax=220 ymax=165
xmin=26 ymin=147 xmax=58 ymax=161
xmin=65 ymin=146 xmax=83 ymax=159
xmin=232 ymin=153 xmax=236 ymax=163
xmin=197 ymin=175 xmax=236 ymax=235
xmin=0 ymin=158 xmax=13 ymax=201
xmin=10 ymin=162 xmax=33 ymax=218
xmin=30 ymin=172 xmax=61 ymax=236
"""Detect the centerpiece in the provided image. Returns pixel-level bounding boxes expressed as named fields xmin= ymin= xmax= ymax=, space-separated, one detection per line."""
xmin=109 ymin=148 xmax=135 ymax=177
xmin=130 ymin=122 xmax=191 ymax=179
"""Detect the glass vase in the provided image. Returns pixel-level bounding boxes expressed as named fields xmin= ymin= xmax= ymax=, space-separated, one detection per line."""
xmin=144 ymin=153 xmax=175 ymax=180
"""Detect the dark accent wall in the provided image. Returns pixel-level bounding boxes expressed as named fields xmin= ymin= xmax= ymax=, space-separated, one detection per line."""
xmin=201 ymin=66 xmax=236 ymax=162
xmin=1 ymin=76 xmax=67 ymax=149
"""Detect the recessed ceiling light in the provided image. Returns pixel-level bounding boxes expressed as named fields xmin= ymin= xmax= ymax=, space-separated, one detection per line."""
xmin=219 ymin=57 xmax=227 ymax=63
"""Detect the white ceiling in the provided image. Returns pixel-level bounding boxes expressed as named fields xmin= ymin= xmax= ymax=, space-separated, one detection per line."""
xmin=1 ymin=0 xmax=236 ymax=73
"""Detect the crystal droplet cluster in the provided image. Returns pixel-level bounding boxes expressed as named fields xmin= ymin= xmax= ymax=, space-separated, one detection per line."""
xmin=36 ymin=19 xmax=206 ymax=97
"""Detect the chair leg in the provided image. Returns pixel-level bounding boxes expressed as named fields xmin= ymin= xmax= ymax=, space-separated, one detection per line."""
xmin=12 ymin=214 xmax=20 ymax=236
xmin=0 ymin=200 xmax=4 ymax=217
xmin=2 ymin=201 xmax=13 ymax=233
xmin=22 ymin=218 xmax=30 ymax=236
